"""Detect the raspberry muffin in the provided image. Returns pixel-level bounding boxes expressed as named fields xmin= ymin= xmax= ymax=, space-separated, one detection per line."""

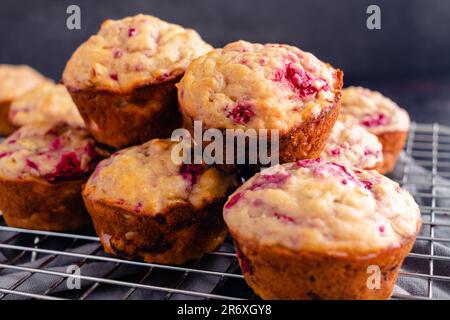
xmin=177 ymin=40 xmax=343 ymax=167
xmin=321 ymin=115 xmax=383 ymax=170
xmin=0 ymin=65 xmax=47 ymax=136
xmin=341 ymin=87 xmax=410 ymax=174
xmin=9 ymin=82 xmax=84 ymax=128
xmin=0 ymin=122 xmax=108 ymax=231
xmin=83 ymin=139 xmax=238 ymax=265
xmin=224 ymin=159 xmax=421 ymax=300
xmin=63 ymin=14 xmax=212 ymax=148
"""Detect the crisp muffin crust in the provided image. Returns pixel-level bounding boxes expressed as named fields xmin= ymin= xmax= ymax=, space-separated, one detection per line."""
xmin=321 ymin=115 xmax=383 ymax=170
xmin=83 ymin=139 xmax=238 ymax=264
xmin=225 ymin=159 xmax=421 ymax=299
xmin=9 ymin=82 xmax=84 ymax=128
xmin=63 ymin=14 xmax=212 ymax=92
xmin=0 ymin=65 xmax=47 ymax=103
xmin=178 ymin=40 xmax=339 ymax=131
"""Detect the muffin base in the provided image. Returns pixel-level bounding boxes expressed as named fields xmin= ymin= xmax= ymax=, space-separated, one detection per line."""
xmin=231 ymin=224 xmax=420 ymax=300
xmin=376 ymin=131 xmax=408 ymax=174
xmin=83 ymin=195 xmax=228 ymax=265
xmin=68 ymin=80 xmax=182 ymax=149
xmin=0 ymin=177 xmax=91 ymax=231
xmin=0 ymin=102 xmax=15 ymax=136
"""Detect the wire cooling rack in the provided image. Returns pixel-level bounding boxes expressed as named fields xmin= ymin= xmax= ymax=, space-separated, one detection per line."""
xmin=0 ymin=122 xmax=449 ymax=300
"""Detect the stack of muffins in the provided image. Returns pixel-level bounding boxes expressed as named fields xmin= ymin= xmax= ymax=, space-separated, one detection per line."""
xmin=0 ymin=14 xmax=421 ymax=300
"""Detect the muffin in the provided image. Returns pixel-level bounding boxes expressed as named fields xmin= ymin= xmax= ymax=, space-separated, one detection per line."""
xmin=9 ymin=82 xmax=84 ymax=128
xmin=340 ymin=87 xmax=410 ymax=174
xmin=82 ymin=139 xmax=238 ymax=265
xmin=63 ymin=14 xmax=212 ymax=148
xmin=0 ymin=65 xmax=47 ymax=136
xmin=177 ymin=40 xmax=343 ymax=168
xmin=321 ymin=115 xmax=383 ymax=170
xmin=0 ymin=122 xmax=108 ymax=231
xmin=224 ymin=159 xmax=421 ymax=300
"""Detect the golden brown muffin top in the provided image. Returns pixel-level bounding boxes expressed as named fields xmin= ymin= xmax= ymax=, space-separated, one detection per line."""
xmin=341 ymin=86 xmax=410 ymax=134
xmin=224 ymin=159 xmax=421 ymax=254
xmin=177 ymin=40 xmax=339 ymax=131
xmin=0 ymin=122 xmax=106 ymax=182
xmin=9 ymin=82 xmax=84 ymax=128
xmin=84 ymin=139 xmax=238 ymax=216
xmin=0 ymin=65 xmax=47 ymax=103
xmin=63 ymin=14 xmax=212 ymax=92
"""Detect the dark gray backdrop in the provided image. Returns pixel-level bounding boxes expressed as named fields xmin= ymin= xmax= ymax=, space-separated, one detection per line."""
xmin=1 ymin=0 xmax=450 ymax=123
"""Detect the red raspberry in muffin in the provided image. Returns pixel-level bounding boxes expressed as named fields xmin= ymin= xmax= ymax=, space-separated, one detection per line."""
xmin=177 ymin=40 xmax=343 ymax=167
xmin=63 ymin=14 xmax=212 ymax=148
xmin=9 ymin=82 xmax=84 ymax=128
xmin=321 ymin=115 xmax=383 ymax=170
xmin=0 ymin=65 xmax=47 ymax=136
xmin=0 ymin=122 xmax=108 ymax=230
xmin=83 ymin=139 xmax=238 ymax=265
xmin=341 ymin=86 xmax=410 ymax=173
xmin=224 ymin=159 xmax=421 ymax=300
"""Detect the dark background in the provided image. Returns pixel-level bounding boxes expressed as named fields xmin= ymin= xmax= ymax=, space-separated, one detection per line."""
xmin=0 ymin=0 xmax=450 ymax=124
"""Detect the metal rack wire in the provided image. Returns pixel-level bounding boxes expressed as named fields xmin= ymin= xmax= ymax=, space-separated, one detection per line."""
xmin=0 ymin=122 xmax=449 ymax=300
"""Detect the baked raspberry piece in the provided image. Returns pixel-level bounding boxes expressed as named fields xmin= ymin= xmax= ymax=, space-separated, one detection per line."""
xmin=361 ymin=113 xmax=389 ymax=128
xmin=128 ymin=27 xmax=137 ymax=37
xmin=329 ymin=148 xmax=341 ymax=156
xmin=0 ymin=151 xmax=12 ymax=159
xmin=180 ymin=164 xmax=205 ymax=187
xmin=273 ymin=212 xmax=295 ymax=224
xmin=283 ymin=63 xmax=327 ymax=98
xmin=0 ymin=122 xmax=109 ymax=231
xmin=227 ymin=101 xmax=255 ymax=124
xmin=296 ymin=158 xmax=364 ymax=188
xmin=248 ymin=171 xmax=291 ymax=190
xmin=224 ymin=192 xmax=243 ymax=209
xmin=44 ymin=152 xmax=83 ymax=182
